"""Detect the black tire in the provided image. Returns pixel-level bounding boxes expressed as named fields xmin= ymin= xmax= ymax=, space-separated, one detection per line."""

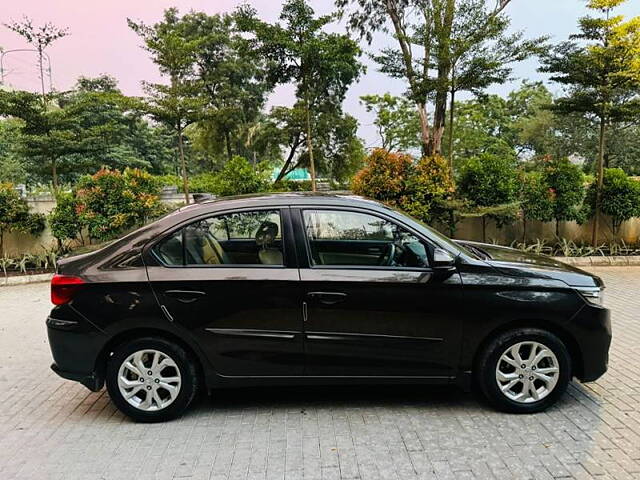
xmin=106 ymin=337 xmax=199 ymax=422
xmin=476 ymin=328 xmax=571 ymax=414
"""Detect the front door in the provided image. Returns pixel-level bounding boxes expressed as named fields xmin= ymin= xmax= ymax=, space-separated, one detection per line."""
xmin=146 ymin=207 xmax=304 ymax=376
xmin=295 ymin=208 xmax=463 ymax=378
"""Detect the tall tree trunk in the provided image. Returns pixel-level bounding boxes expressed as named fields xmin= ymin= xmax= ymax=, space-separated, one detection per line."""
xmin=417 ymin=104 xmax=432 ymax=156
xmin=522 ymin=217 xmax=527 ymax=244
xmin=51 ymin=156 xmax=58 ymax=192
xmin=304 ymin=82 xmax=317 ymax=192
xmin=592 ymin=116 xmax=606 ymax=246
xmin=177 ymin=126 xmax=190 ymax=205
xmin=447 ymin=86 xmax=456 ymax=173
xmin=225 ymin=130 xmax=233 ymax=162
xmin=38 ymin=47 xmax=47 ymax=107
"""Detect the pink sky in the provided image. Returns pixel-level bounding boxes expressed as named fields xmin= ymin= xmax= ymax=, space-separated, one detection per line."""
xmin=1 ymin=0 xmax=638 ymax=147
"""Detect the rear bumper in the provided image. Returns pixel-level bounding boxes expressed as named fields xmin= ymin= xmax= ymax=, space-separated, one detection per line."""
xmin=572 ymin=304 xmax=611 ymax=382
xmin=50 ymin=363 xmax=104 ymax=391
xmin=47 ymin=315 xmax=106 ymax=392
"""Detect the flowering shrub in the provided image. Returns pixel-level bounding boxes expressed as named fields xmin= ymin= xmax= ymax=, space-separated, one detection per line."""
xmin=51 ymin=168 xmax=163 ymax=243
xmin=351 ymin=149 xmax=454 ymax=223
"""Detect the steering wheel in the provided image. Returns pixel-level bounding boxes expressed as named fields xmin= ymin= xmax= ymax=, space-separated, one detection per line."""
xmin=378 ymin=243 xmax=396 ymax=266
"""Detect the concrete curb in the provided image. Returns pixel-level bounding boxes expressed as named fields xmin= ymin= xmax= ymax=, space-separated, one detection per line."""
xmin=0 ymin=272 xmax=54 ymax=287
xmin=552 ymin=256 xmax=640 ymax=266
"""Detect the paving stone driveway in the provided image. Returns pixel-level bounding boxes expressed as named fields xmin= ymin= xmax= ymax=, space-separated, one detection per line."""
xmin=0 ymin=267 xmax=639 ymax=480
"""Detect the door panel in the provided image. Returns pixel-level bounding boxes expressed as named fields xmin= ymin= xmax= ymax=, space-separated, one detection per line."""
xmin=147 ymin=266 xmax=304 ymax=376
xmin=294 ymin=207 xmax=463 ymax=378
xmin=301 ymin=268 xmax=463 ymax=377
xmin=146 ymin=207 xmax=304 ymax=377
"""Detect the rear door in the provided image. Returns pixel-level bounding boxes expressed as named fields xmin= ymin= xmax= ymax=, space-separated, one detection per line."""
xmin=293 ymin=207 xmax=463 ymax=378
xmin=145 ymin=207 xmax=304 ymax=376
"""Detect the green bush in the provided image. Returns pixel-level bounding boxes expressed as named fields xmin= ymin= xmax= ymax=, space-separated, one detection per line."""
xmin=0 ymin=182 xmax=45 ymax=255
xmin=542 ymin=157 xmax=585 ymax=230
xmin=66 ymin=167 xmax=163 ymax=242
xmin=584 ymin=168 xmax=640 ymax=236
xmin=49 ymin=193 xmax=83 ymax=246
xmin=458 ymin=153 xmax=519 ymax=207
xmin=351 ymin=149 xmax=455 ymax=224
xmin=214 ymin=156 xmax=270 ymax=197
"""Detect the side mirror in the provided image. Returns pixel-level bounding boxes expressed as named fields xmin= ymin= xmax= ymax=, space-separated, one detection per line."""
xmin=432 ymin=248 xmax=455 ymax=269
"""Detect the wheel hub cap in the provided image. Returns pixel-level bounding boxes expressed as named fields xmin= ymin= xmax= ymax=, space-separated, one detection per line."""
xmin=495 ymin=341 xmax=559 ymax=404
xmin=117 ymin=349 xmax=182 ymax=412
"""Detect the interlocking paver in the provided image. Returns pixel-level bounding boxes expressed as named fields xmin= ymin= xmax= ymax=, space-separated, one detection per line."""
xmin=0 ymin=266 xmax=639 ymax=479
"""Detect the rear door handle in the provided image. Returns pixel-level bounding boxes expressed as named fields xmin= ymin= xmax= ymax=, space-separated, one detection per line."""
xmin=164 ymin=290 xmax=206 ymax=304
xmin=307 ymin=291 xmax=348 ymax=305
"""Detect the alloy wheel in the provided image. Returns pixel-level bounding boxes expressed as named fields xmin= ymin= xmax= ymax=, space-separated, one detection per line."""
xmin=495 ymin=341 xmax=559 ymax=403
xmin=117 ymin=349 xmax=182 ymax=411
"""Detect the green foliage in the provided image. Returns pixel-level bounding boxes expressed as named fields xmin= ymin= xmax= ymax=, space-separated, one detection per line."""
xmin=337 ymin=0 xmax=543 ymax=156
xmin=541 ymin=157 xmax=586 ymax=224
xmin=458 ymin=154 xmax=519 ymax=207
xmin=70 ymin=168 xmax=163 ymax=242
xmin=584 ymin=168 xmax=640 ymax=235
xmin=238 ymin=0 xmax=364 ymax=183
xmin=48 ymin=192 xmax=82 ymax=244
xmin=214 ymin=156 xmax=270 ymax=197
xmin=360 ymin=94 xmax=421 ymax=152
xmin=520 ymin=171 xmax=554 ymax=223
xmin=351 ymin=149 xmax=454 ymax=224
xmin=0 ymin=183 xmax=46 ymax=255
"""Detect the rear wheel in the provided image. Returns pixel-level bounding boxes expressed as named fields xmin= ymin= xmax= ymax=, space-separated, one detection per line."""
xmin=476 ymin=328 xmax=571 ymax=413
xmin=106 ymin=337 xmax=198 ymax=422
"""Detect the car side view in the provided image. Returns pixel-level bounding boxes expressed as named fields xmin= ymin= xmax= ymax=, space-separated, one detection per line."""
xmin=47 ymin=193 xmax=611 ymax=422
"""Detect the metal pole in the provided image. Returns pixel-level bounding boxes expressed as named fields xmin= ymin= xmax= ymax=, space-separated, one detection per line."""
xmin=0 ymin=49 xmax=54 ymax=91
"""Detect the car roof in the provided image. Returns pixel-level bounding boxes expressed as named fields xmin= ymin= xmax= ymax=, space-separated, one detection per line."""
xmin=177 ymin=192 xmax=392 ymax=213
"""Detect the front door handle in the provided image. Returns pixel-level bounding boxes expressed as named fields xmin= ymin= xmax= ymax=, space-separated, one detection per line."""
xmin=307 ymin=291 xmax=348 ymax=305
xmin=164 ymin=289 xmax=206 ymax=304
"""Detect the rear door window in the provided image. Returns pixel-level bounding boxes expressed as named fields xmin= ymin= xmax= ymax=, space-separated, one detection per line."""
xmin=153 ymin=209 xmax=284 ymax=266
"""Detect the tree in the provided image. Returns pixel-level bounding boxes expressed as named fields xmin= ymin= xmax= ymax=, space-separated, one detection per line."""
xmin=337 ymin=0 xmax=538 ymax=161
xmin=3 ymin=17 xmax=68 ymax=104
xmin=129 ymin=9 xmax=207 ymax=204
xmin=175 ymin=11 xmax=272 ymax=165
xmin=519 ymin=171 xmax=554 ymax=242
xmin=541 ymin=157 xmax=586 ymax=238
xmin=540 ymin=0 xmax=640 ymax=245
xmin=238 ymin=0 xmax=364 ymax=190
xmin=584 ymin=168 xmax=640 ymax=238
xmin=360 ymin=93 xmax=421 ymax=152
xmin=457 ymin=153 xmax=519 ymax=241
xmin=0 ymin=182 xmax=45 ymax=255
xmin=0 ymin=77 xmax=160 ymax=186
xmin=0 ymin=119 xmax=26 ymax=184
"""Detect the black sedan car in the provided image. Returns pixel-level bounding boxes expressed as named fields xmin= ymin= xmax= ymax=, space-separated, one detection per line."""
xmin=47 ymin=193 xmax=611 ymax=422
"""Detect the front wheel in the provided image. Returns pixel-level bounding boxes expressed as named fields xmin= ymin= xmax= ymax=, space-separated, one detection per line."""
xmin=476 ymin=328 xmax=571 ymax=413
xmin=106 ymin=337 xmax=199 ymax=422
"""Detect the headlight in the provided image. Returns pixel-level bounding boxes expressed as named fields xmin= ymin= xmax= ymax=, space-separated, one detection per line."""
xmin=575 ymin=287 xmax=604 ymax=306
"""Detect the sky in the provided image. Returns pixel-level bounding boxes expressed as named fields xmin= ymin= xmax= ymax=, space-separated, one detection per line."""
xmin=1 ymin=0 xmax=639 ymax=148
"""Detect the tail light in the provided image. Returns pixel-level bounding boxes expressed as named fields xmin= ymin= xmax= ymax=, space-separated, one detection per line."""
xmin=51 ymin=274 xmax=85 ymax=305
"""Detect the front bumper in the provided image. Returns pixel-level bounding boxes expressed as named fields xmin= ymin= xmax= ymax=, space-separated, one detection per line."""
xmin=571 ymin=304 xmax=611 ymax=382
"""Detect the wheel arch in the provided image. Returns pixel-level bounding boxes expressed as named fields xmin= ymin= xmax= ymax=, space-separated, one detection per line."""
xmin=95 ymin=327 xmax=209 ymax=389
xmin=469 ymin=319 xmax=583 ymax=380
